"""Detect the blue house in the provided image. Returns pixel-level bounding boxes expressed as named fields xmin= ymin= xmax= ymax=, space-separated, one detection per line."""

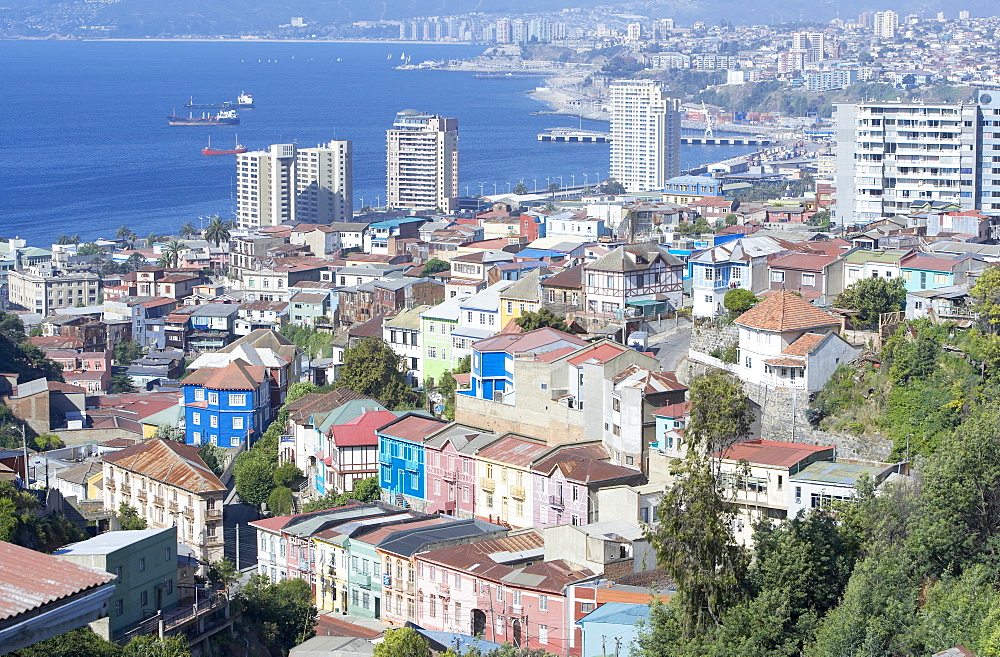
xmin=462 ymin=328 xmax=587 ymax=402
xmin=188 ymin=304 xmax=240 ymax=352
xmin=182 ymin=359 xmax=271 ymax=447
xmin=377 ymin=414 xmax=447 ymax=509
xmin=899 ymin=253 xmax=984 ymax=293
xmin=577 ymin=602 xmax=651 ymax=657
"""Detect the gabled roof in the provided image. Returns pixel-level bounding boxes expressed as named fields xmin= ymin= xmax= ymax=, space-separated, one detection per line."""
xmin=735 ymin=290 xmax=840 ymax=333
xmin=471 ymin=327 xmax=587 ymax=355
xmin=181 ymin=359 xmax=267 ymax=391
xmin=781 ymin=332 xmax=831 ymax=356
xmin=0 ymin=541 xmax=115 ymax=622
xmin=611 ymin=365 xmax=685 ymax=393
xmin=102 ymin=438 xmax=225 ymax=493
xmin=378 ymin=414 xmax=448 ymax=443
xmin=716 ymin=439 xmax=834 ymax=468
xmin=540 ymin=265 xmax=584 ymax=289
xmin=286 ymin=388 xmax=374 ymax=425
xmin=498 ymin=270 xmax=542 ymax=302
xmin=566 ymin=342 xmax=627 ymax=366
xmin=329 ymin=410 xmax=400 ymax=447
xmin=477 ymin=434 xmax=549 ymax=467
xmin=587 ymin=243 xmax=682 ymax=272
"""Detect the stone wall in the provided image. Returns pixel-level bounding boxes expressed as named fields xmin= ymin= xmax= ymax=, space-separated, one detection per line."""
xmin=689 ymin=322 xmax=739 ymax=357
xmin=680 ymin=359 xmax=892 ymax=461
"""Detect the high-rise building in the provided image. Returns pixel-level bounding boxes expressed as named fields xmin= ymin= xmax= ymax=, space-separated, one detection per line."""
xmin=959 ymin=9 xmax=970 ymax=19
xmin=495 ymin=18 xmax=511 ymax=43
xmin=236 ymin=141 xmax=352 ymax=230
xmin=873 ymin=10 xmax=898 ymax=38
xmin=626 ymin=22 xmax=642 ymax=42
xmin=832 ymin=93 xmax=1000 ymax=224
xmin=609 ymin=80 xmax=681 ymax=194
xmin=386 ymin=110 xmax=459 ymax=211
xmin=792 ymin=32 xmax=825 ymax=62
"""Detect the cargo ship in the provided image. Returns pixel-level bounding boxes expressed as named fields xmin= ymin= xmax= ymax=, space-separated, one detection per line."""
xmin=168 ymin=109 xmax=239 ymax=126
xmin=183 ymin=92 xmax=255 ymax=110
xmin=202 ymin=135 xmax=249 ymax=155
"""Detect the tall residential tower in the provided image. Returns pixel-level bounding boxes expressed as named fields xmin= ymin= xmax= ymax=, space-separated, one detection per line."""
xmin=609 ymin=80 xmax=681 ymax=194
xmin=386 ymin=110 xmax=459 ymax=212
xmin=236 ymin=141 xmax=352 ymax=230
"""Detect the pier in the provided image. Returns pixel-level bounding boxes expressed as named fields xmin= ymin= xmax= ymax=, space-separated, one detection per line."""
xmin=681 ymin=136 xmax=773 ymax=146
xmin=538 ymin=128 xmax=611 ymax=143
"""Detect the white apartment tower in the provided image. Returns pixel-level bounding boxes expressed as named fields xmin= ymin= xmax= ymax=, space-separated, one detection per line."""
xmin=873 ymin=10 xmax=898 ymax=38
xmin=831 ymin=94 xmax=1000 ymax=224
xmin=792 ymin=32 xmax=825 ymax=63
xmin=386 ymin=110 xmax=459 ymax=212
xmin=236 ymin=141 xmax=352 ymax=230
xmin=609 ymin=80 xmax=681 ymax=194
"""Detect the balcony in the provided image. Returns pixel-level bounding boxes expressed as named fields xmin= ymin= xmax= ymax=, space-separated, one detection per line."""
xmin=441 ymin=470 xmax=458 ymax=483
xmin=356 ymin=574 xmax=372 ymax=590
xmin=480 ymin=478 xmax=496 ymax=493
xmin=136 ymin=490 xmax=147 ymax=503
xmin=206 ymin=508 xmax=222 ymax=518
xmin=549 ymin=495 xmax=565 ymax=507
xmin=167 ymin=500 xmax=178 ymax=513
xmin=404 ymin=458 xmax=420 ymax=472
xmin=378 ymin=452 xmax=392 ymax=466
xmin=205 ymin=534 xmax=224 ymax=546
xmin=510 ymin=485 xmax=526 ymax=500
xmin=106 ymin=481 xmax=116 ymax=492
xmin=153 ymin=495 xmax=164 ymax=507
xmin=436 ymin=582 xmax=451 ymax=597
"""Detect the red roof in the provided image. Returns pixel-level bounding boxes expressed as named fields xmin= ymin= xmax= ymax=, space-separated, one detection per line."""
xmin=477 ymin=435 xmax=549 ymax=467
xmin=181 ymin=359 xmax=267 ymax=391
xmin=0 ymin=541 xmax=115 ymax=621
xmin=330 ymin=410 xmax=400 ymax=447
xmin=472 ymin=327 xmax=587 ymax=355
xmin=567 ymin=342 xmax=627 ymax=366
xmin=717 ymin=439 xmax=834 ymax=467
xmin=652 ymin=401 xmax=691 ymax=418
xmin=736 ymin=290 xmax=840 ymax=332
xmin=378 ymin=414 xmax=448 ymax=443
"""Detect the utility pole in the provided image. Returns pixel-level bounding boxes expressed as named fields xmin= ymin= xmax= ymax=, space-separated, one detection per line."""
xmin=20 ymin=423 xmax=28 ymax=487
xmin=235 ymin=524 xmax=240 ymax=570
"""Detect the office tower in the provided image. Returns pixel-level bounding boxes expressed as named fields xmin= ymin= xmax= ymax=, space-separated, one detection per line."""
xmin=873 ymin=10 xmax=898 ymax=38
xmin=833 ymin=99 xmax=1000 ymax=224
xmin=959 ymin=10 xmax=970 ymax=19
xmin=236 ymin=141 xmax=352 ymax=230
xmin=609 ymin=80 xmax=681 ymax=194
xmin=386 ymin=110 xmax=459 ymax=212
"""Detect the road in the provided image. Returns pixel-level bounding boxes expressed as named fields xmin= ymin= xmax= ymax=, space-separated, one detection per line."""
xmin=649 ymin=322 xmax=692 ymax=374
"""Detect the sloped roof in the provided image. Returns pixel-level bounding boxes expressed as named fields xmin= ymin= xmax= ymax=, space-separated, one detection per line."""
xmin=378 ymin=414 xmax=448 ymax=443
xmin=103 ymin=438 xmax=225 ymax=493
xmin=472 ymin=327 xmax=587 ymax=355
xmin=587 ymin=243 xmax=682 ymax=272
xmin=540 ymin=265 xmax=584 ymax=289
xmin=735 ymin=290 xmax=840 ymax=332
xmin=0 ymin=541 xmax=114 ymax=621
xmin=611 ymin=365 xmax=685 ymax=393
xmin=781 ymin=332 xmax=830 ymax=356
xmin=716 ymin=439 xmax=834 ymax=468
xmin=286 ymin=388 xmax=373 ymax=425
xmin=417 ymin=532 xmax=545 ymax=583
xmin=56 ymin=461 xmax=103 ymax=486
xmin=477 ymin=435 xmax=549 ymax=467
xmin=499 ymin=270 xmax=542 ymax=302
xmin=181 ymin=359 xmax=267 ymax=390
xmin=329 ymin=410 xmax=400 ymax=447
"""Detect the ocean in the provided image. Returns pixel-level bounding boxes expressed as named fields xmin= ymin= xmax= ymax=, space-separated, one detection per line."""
xmin=0 ymin=40 xmax=755 ymax=245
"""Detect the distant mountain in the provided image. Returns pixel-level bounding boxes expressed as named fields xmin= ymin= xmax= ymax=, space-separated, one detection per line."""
xmin=0 ymin=0 xmax=980 ymax=38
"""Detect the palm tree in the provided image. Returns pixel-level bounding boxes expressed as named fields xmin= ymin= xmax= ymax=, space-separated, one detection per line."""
xmin=70 ymin=235 xmax=81 ymax=246
xmin=547 ymin=181 xmax=560 ymax=199
xmin=146 ymin=233 xmax=158 ymax=249
xmin=161 ymin=240 xmax=185 ymax=269
xmin=204 ymin=217 xmax=231 ymax=248
xmin=178 ymin=222 xmax=198 ymax=238
xmin=156 ymin=254 xmax=173 ymax=269
xmin=513 ymin=182 xmax=528 ymax=195
xmin=56 ymin=235 xmax=72 ymax=245
xmin=116 ymin=225 xmax=133 ymax=241
xmin=125 ymin=252 xmax=147 ymax=271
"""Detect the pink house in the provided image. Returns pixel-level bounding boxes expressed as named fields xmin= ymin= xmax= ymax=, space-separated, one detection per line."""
xmin=415 ymin=531 xmax=597 ymax=656
xmin=531 ymin=443 xmax=646 ymax=528
xmin=423 ymin=423 xmax=502 ymax=518
xmin=46 ymin=349 xmax=112 ymax=394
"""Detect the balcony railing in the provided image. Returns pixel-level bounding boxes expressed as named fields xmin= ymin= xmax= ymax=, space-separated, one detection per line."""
xmin=167 ymin=501 xmax=178 ymax=512
xmin=480 ymin=478 xmax=496 ymax=493
xmin=105 ymin=481 xmax=116 ymax=492
xmin=153 ymin=495 xmax=164 ymax=507
xmin=206 ymin=508 xmax=222 ymax=518
xmin=441 ymin=470 xmax=458 ymax=482
xmin=510 ymin=485 xmax=526 ymax=500
xmin=120 ymin=483 xmax=131 ymax=495
xmin=136 ymin=490 xmax=147 ymax=502
xmin=404 ymin=459 xmax=420 ymax=472
xmin=356 ymin=574 xmax=372 ymax=590
xmin=378 ymin=452 xmax=392 ymax=466
xmin=549 ymin=495 xmax=565 ymax=507
xmin=205 ymin=534 xmax=224 ymax=546
xmin=436 ymin=582 xmax=451 ymax=596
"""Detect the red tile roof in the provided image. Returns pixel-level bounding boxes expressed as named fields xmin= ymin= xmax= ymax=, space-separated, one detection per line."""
xmin=567 ymin=342 xmax=627 ymax=366
xmin=0 ymin=541 xmax=115 ymax=621
xmin=378 ymin=414 xmax=448 ymax=443
xmin=181 ymin=359 xmax=267 ymax=391
xmin=103 ymin=438 xmax=225 ymax=493
xmin=735 ymin=290 xmax=840 ymax=332
xmin=330 ymin=410 xmax=400 ymax=447
xmin=781 ymin=332 xmax=829 ymax=356
xmin=652 ymin=401 xmax=691 ymax=418
xmin=716 ymin=439 xmax=834 ymax=468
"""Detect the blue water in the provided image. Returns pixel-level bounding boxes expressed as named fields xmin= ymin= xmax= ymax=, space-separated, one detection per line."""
xmin=0 ymin=41 xmax=754 ymax=245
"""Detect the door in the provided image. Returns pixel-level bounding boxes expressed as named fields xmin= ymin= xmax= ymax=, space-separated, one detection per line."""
xmin=472 ymin=609 xmax=486 ymax=636
xmin=375 ymin=596 xmax=381 ymax=620
xmin=502 ymin=498 xmax=509 ymax=522
xmin=513 ymin=619 xmax=522 ymax=647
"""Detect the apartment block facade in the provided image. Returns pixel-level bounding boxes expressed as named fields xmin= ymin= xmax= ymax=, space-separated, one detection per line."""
xmin=386 ymin=110 xmax=459 ymax=211
xmin=609 ymin=80 xmax=681 ymax=193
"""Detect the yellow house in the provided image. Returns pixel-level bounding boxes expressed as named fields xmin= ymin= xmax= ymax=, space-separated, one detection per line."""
xmin=474 ymin=434 xmax=549 ymax=529
xmin=498 ymin=270 xmax=543 ymax=328
xmin=312 ymin=531 xmax=349 ymax=613
xmin=86 ymin=470 xmax=103 ymax=500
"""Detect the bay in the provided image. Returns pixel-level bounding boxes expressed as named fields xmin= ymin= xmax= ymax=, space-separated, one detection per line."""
xmin=0 ymin=40 xmax=754 ymax=246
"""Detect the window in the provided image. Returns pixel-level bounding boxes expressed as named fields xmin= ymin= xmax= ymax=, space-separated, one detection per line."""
xmin=430 ymin=595 xmax=437 ymax=617
xmin=497 ymin=585 xmax=504 ymax=601
xmin=210 ymin=415 xmax=218 ymax=428
xmin=233 ymin=416 xmax=244 ymax=430
xmin=194 ymin=389 xmax=205 ymax=402
xmin=208 ymin=392 xmax=219 ymax=405
xmin=539 ymin=594 xmax=548 ymax=611
xmin=625 ymin=455 xmax=634 ymax=465
xmin=166 ymin=579 xmax=173 ymax=595
xmin=581 ymin=602 xmax=595 ymax=613
xmin=795 ymin=486 xmax=802 ymax=504
xmin=114 ymin=566 xmax=122 ymax=579
xmin=140 ymin=590 xmax=148 ymax=606
xmin=193 ymin=413 xmax=201 ymax=426
xmin=539 ymin=625 xmax=549 ymax=644
xmin=428 ymin=346 xmax=437 ymax=359
xmin=138 ymin=557 xmax=145 ymax=572
xmin=229 ymin=394 xmax=247 ymax=406
xmin=801 ymin=273 xmax=816 ymax=287
xmin=165 ymin=547 xmax=171 ymax=561
xmin=771 ymin=270 xmax=785 ymax=283
xmin=115 ymin=599 xmax=124 ymax=616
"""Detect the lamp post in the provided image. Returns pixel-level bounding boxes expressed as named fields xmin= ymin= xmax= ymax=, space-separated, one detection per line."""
xmin=506 ymin=181 xmax=512 ymax=193
xmin=571 ymin=174 xmax=576 ymax=187
xmin=532 ymin=178 xmax=537 ymax=192
xmin=492 ymin=182 xmax=498 ymax=195
xmin=583 ymin=173 xmax=589 ymax=186
xmin=478 ymin=182 xmax=485 ymax=196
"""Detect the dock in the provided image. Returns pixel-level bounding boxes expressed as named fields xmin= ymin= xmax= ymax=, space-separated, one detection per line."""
xmin=538 ymin=128 xmax=611 ymax=143
xmin=681 ymin=136 xmax=773 ymax=146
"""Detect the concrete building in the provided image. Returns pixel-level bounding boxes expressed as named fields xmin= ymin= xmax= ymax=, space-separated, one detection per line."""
xmin=8 ymin=267 xmax=101 ymax=316
xmin=609 ymin=80 xmax=681 ymax=193
xmin=236 ymin=141 xmax=353 ymax=230
xmin=102 ymin=439 xmax=227 ymax=564
xmin=53 ymin=527 xmax=179 ymax=641
xmin=873 ymin=10 xmax=898 ymax=38
xmin=386 ymin=110 xmax=459 ymax=212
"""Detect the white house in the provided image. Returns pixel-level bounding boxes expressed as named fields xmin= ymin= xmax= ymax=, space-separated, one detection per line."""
xmin=583 ymin=243 xmax=684 ymax=324
xmin=788 ymin=458 xmax=904 ymax=517
xmin=689 ymin=236 xmax=798 ymax=318
xmin=735 ymin=291 xmax=859 ymax=392
xmin=383 ymin=305 xmax=428 ymax=387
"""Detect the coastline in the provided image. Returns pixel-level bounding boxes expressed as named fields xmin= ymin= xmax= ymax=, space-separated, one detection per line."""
xmin=527 ymin=73 xmax=610 ymax=122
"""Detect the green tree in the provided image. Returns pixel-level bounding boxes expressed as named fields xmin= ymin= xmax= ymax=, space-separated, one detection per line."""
xmin=153 ymin=425 xmax=185 ymax=442
xmin=513 ymin=308 xmax=569 ymax=332
xmin=114 ymin=340 xmax=143 ymax=365
xmin=9 ymin=627 xmax=122 ymax=657
xmin=207 ymin=557 xmax=239 ymax=590
xmin=117 ymin=502 xmax=147 ymax=530
xmin=77 ymin=242 xmax=102 ymax=256
xmin=267 ymin=486 xmax=294 ymax=515
xmin=547 ymin=181 xmax=560 ymax=197
xmin=146 ymin=233 xmax=158 ymax=248
xmin=125 ymin=252 xmax=146 ymax=271
xmin=723 ymin=289 xmax=758 ymax=316
xmin=121 ymin=635 xmax=190 ymax=657
xmin=373 ymin=627 xmax=431 ymax=657
xmin=273 ymin=461 xmax=302 ymax=488
xmin=110 ymin=374 xmax=137 ymax=393
xmin=599 ymin=178 xmax=626 ymax=195
xmin=971 ymin=264 xmax=1000 ymax=333
xmin=237 ymin=575 xmax=317 ymax=652
xmin=513 ymin=182 xmax=528 ymax=195
xmin=199 ymin=442 xmax=227 ymax=476
xmin=303 ymin=476 xmax=381 ymax=512
xmin=338 ymin=337 xmax=417 ymax=410
xmin=161 ymin=239 xmax=186 ymax=268
xmin=178 ymin=222 xmax=198 ymax=238
xmin=421 ymin=258 xmax=450 ymax=276
xmin=31 ymin=433 xmax=64 ymax=451
xmin=55 ymin=235 xmax=73 ymax=245
xmin=834 ymin=277 xmax=906 ymax=330
xmin=204 ymin=216 xmax=232 ymax=247
xmin=234 ymin=456 xmax=277 ymax=510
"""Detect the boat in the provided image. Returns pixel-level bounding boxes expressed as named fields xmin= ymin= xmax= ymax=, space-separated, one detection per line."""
xmin=168 ymin=109 xmax=239 ymax=126
xmin=184 ymin=96 xmax=224 ymax=110
xmin=229 ymin=92 xmax=254 ymax=109
xmin=202 ymin=134 xmax=248 ymax=155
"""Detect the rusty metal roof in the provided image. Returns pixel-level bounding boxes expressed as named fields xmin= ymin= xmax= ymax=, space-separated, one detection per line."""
xmin=102 ymin=438 xmax=226 ymax=493
xmin=0 ymin=541 xmax=114 ymax=621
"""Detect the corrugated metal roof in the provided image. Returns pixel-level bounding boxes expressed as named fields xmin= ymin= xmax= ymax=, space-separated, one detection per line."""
xmin=0 ymin=541 xmax=115 ymax=621
xmin=103 ymin=438 xmax=226 ymax=493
